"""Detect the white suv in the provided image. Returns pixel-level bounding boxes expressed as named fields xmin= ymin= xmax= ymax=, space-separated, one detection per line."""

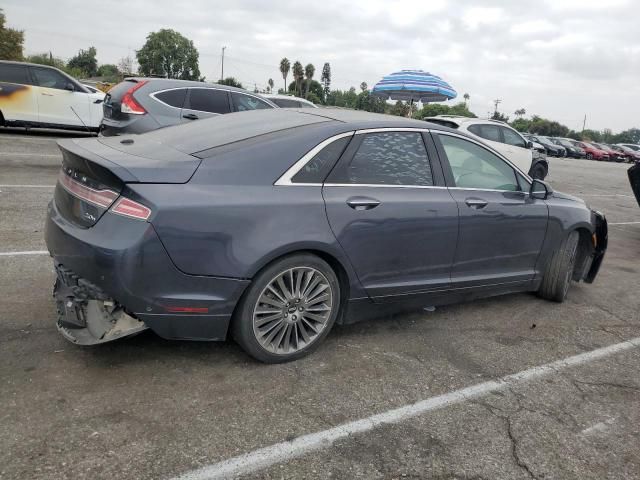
xmin=425 ymin=115 xmax=549 ymax=179
xmin=0 ymin=61 xmax=103 ymax=132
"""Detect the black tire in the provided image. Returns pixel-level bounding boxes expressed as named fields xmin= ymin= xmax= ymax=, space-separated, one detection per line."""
xmin=586 ymin=153 xmax=593 ymax=160
xmin=538 ymin=231 xmax=580 ymax=302
xmin=232 ymin=253 xmax=341 ymax=363
xmin=530 ymin=162 xmax=548 ymax=180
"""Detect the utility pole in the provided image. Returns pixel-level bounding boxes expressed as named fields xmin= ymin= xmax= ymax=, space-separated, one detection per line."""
xmin=493 ymin=99 xmax=502 ymax=117
xmin=220 ymin=46 xmax=226 ymax=81
xmin=582 ymin=114 xmax=586 ymax=134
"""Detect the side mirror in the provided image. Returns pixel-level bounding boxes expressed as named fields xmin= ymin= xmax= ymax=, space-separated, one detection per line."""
xmin=64 ymin=82 xmax=75 ymax=92
xmin=530 ymin=178 xmax=552 ymax=200
xmin=526 ymin=140 xmax=533 ymax=149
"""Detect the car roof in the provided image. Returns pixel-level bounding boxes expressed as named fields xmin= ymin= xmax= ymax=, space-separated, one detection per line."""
xmin=122 ymin=77 xmax=263 ymax=95
xmin=144 ymin=108 xmax=455 ymax=155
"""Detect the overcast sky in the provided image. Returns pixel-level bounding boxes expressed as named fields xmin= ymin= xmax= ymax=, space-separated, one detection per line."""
xmin=4 ymin=0 xmax=639 ymax=131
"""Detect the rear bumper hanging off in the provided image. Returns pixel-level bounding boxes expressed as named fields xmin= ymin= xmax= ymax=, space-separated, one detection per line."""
xmin=53 ymin=267 xmax=148 ymax=345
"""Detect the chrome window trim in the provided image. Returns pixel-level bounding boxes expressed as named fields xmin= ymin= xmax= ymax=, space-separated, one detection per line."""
xmin=433 ymin=130 xmax=532 ymax=184
xmin=324 ymin=183 xmax=448 ymax=190
xmin=274 ymin=131 xmax=355 ymax=186
xmin=355 ymin=127 xmax=431 ymax=135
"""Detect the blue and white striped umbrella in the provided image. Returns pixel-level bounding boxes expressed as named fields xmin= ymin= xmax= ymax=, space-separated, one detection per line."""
xmin=372 ymin=70 xmax=457 ymax=103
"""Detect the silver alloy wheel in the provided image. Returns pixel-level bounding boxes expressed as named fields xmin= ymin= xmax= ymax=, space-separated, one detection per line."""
xmin=252 ymin=267 xmax=333 ymax=355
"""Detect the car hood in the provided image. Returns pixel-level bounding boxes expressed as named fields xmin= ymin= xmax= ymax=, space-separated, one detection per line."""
xmin=551 ymin=190 xmax=587 ymax=205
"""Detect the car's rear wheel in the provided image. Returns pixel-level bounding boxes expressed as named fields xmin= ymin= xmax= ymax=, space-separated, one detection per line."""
xmin=232 ymin=253 xmax=340 ymax=363
xmin=530 ymin=162 xmax=548 ymax=180
xmin=538 ymin=231 xmax=580 ymax=303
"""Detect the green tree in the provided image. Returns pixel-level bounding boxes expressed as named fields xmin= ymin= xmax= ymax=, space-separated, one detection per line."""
xmin=414 ymin=102 xmax=476 ymax=120
xmin=463 ymin=92 xmax=470 ymax=106
xmin=218 ymin=77 xmax=244 ymax=89
xmin=320 ymin=62 xmax=331 ymax=103
xmin=25 ymin=52 xmax=66 ymax=69
xmin=267 ymin=78 xmax=274 ymax=93
xmin=611 ymin=128 xmax=640 ymax=144
xmin=514 ymin=108 xmax=526 ymax=118
xmin=292 ymin=61 xmax=304 ymax=97
xmin=491 ymin=111 xmax=510 ymax=122
xmin=279 ymin=58 xmax=290 ymax=92
xmin=97 ymin=64 xmax=120 ymax=81
xmin=360 ymin=81 xmax=368 ymax=92
xmin=67 ymin=47 xmax=98 ymax=77
xmin=304 ymin=63 xmax=315 ymax=99
xmin=0 ymin=9 xmax=24 ymax=61
xmin=137 ymin=29 xmax=200 ymax=80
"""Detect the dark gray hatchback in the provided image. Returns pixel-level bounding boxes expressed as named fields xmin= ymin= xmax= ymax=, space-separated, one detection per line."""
xmin=101 ymin=78 xmax=277 ymax=136
xmin=45 ymin=109 xmax=607 ymax=363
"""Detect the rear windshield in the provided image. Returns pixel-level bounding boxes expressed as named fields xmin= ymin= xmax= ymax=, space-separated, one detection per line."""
xmin=106 ymin=79 xmax=141 ymax=100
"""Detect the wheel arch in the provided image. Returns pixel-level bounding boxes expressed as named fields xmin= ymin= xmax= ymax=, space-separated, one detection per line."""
xmin=573 ymin=226 xmax=595 ymax=280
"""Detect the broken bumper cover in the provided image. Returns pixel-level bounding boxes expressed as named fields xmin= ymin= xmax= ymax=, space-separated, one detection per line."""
xmin=583 ymin=210 xmax=608 ymax=284
xmin=54 ymin=265 xmax=148 ymax=345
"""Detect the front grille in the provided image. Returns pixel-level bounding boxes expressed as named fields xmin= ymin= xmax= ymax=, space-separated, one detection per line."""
xmin=55 ymin=264 xmax=109 ymax=300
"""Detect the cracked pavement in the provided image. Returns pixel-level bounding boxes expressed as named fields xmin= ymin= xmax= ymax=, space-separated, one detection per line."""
xmin=0 ymin=130 xmax=639 ymax=479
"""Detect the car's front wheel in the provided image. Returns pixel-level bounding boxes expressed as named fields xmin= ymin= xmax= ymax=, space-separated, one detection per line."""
xmin=232 ymin=253 xmax=341 ymax=363
xmin=586 ymin=153 xmax=593 ymax=160
xmin=538 ymin=231 xmax=580 ymax=302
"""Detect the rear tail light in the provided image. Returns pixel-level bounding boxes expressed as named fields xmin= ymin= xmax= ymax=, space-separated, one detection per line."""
xmin=110 ymin=197 xmax=152 ymax=221
xmin=120 ymin=80 xmax=148 ymax=115
xmin=58 ymin=171 xmax=119 ymax=208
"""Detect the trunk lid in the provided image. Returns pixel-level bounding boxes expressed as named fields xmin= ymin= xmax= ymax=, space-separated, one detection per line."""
xmin=55 ymin=137 xmax=201 ymax=227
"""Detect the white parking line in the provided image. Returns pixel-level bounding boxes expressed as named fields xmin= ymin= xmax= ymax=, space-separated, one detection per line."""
xmin=0 ymin=184 xmax=55 ymax=188
xmin=0 ymin=152 xmax=60 ymax=157
xmin=609 ymin=221 xmax=640 ymax=225
xmin=0 ymin=250 xmax=49 ymax=256
xmin=172 ymin=337 xmax=640 ymax=480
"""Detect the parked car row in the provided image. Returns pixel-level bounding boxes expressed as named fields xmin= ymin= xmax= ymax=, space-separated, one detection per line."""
xmin=0 ymin=60 xmax=318 ymax=135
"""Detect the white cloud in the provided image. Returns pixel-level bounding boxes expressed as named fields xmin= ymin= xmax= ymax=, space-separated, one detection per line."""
xmin=3 ymin=0 xmax=640 ymax=131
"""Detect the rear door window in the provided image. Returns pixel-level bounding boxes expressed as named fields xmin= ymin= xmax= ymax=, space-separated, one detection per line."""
xmin=331 ymin=132 xmax=433 ymax=186
xmin=230 ymin=92 xmax=272 ymax=112
xmin=154 ymin=88 xmax=187 ymax=109
xmin=187 ymin=88 xmax=231 ymax=114
xmin=0 ymin=64 xmax=31 ymax=84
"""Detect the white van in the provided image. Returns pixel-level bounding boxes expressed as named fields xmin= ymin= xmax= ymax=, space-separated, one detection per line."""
xmin=0 ymin=61 xmax=103 ymax=132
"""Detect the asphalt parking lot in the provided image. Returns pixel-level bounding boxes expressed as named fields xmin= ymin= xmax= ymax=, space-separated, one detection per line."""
xmin=1 ymin=128 xmax=639 ymax=480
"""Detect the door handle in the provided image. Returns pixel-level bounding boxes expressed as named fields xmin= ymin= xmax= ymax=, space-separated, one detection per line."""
xmin=465 ymin=198 xmax=488 ymax=209
xmin=347 ymin=197 xmax=381 ymax=211
xmin=182 ymin=113 xmax=199 ymax=120
xmin=41 ymin=92 xmax=54 ymax=97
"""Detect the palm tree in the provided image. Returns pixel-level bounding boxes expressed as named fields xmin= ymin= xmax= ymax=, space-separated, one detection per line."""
xmin=463 ymin=92 xmax=470 ymax=107
xmin=279 ymin=58 xmax=290 ymax=93
xmin=292 ymin=61 xmax=304 ymax=97
xmin=268 ymin=78 xmax=274 ymax=93
xmin=360 ymin=81 xmax=368 ymax=92
xmin=304 ymin=63 xmax=315 ymax=99
xmin=514 ymin=108 xmax=526 ymax=118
